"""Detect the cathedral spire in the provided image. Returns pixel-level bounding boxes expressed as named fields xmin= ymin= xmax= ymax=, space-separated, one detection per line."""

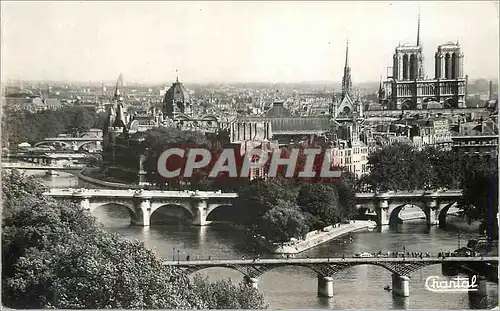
xmin=378 ymin=76 xmax=386 ymax=104
xmin=345 ymin=38 xmax=349 ymax=67
xmin=175 ymin=69 xmax=179 ymax=83
xmin=416 ymin=11 xmax=421 ymax=46
xmin=341 ymin=38 xmax=352 ymax=100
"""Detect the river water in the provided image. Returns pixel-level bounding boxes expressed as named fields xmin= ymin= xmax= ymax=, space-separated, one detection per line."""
xmin=32 ymin=171 xmax=499 ymax=309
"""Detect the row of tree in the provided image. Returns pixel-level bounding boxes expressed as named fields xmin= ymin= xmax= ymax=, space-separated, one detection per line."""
xmin=2 ymin=106 xmax=107 ymax=147
xmin=231 ymin=177 xmax=357 ymax=243
xmin=364 ymin=143 xmax=498 ymax=239
xmin=363 ymin=143 xmax=493 ymax=191
xmin=2 ymin=170 xmax=267 ymax=309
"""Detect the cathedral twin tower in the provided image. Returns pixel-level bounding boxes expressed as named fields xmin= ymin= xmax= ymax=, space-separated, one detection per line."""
xmin=383 ymin=14 xmax=466 ymax=110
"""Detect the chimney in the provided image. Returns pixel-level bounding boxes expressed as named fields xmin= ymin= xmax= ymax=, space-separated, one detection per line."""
xmin=489 ymin=80 xmax=493 ymax=101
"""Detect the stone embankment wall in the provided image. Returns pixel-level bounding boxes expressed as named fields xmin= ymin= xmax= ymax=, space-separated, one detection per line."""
xmin=257 ymin=220 xmax=377 ymax=254
xmin=78 ymin=169 xmax=142 ymax=189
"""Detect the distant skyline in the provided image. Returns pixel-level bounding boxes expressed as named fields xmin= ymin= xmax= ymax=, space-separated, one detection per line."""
xmin=1 ymin=1 xmax=499 ymax=84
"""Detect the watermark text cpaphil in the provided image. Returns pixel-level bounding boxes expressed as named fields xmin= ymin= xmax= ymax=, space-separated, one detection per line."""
xmin=156 ymin=147 xmax=343 ymax=179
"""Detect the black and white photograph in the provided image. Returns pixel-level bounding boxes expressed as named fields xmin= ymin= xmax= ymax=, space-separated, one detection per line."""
xmin=1 ymin=1 xmax=498 ymax=309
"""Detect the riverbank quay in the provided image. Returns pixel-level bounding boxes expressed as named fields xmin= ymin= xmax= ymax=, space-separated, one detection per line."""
xmin=254 ymin=220 xmax=377 ymax=254
xmin=78 ymin=168 xmax=144 ymax=189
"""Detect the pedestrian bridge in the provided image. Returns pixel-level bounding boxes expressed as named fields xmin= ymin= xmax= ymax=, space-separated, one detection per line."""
xmin=44 ymin=188 xmax=464 ymax=227
xmin=164 ymin=256 xmax=498 ymax=298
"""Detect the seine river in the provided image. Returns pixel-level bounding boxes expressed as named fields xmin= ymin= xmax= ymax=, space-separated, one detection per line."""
xmin=34 ymin=171 xmax=498 ymax=309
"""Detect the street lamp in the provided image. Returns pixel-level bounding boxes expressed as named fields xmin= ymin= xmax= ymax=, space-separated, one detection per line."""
xmin=173 ymin=247 xmax=175 ymax=261
xmin=177 ymin=250 xmax=180 ymax=263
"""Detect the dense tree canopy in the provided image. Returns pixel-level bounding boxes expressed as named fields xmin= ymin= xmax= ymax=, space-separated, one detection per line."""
xmin=259 ymin=200 xmax=310 ymax=243
xmin=367 ymin=143 xmax=491 ymax=191
xmin=2 ymin=170 xmax=267 ymax=309
xmin=233 ymin=173 xmax=355 ymax=240
xmin=2 ymin=106 xmax=106 ymax=147
xmin=233 ymin=177 xmax=296 ymax=227
xmin=297 ymin=183 xmax=342 ymax=229
xmin=460 ymin=158 xmax=498 ymax=239
xmin=366 ymin=143 xmax=499 ymax=237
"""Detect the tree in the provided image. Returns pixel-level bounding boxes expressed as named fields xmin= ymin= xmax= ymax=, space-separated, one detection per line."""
xmin=259 ymin=200 xmax=310 ymax=243
xmin=2 ymin=106 xmax=102 ymax=148
xmin=332 ymin=169 xmax=358 ymax=219
xmin=233 ymin=177 xmax=296 ymax=227
xmin=2 ymin=170 xmax=267 ymax=309
xmin=191 ymin=275 xmax=267 ymax=309
xmin=459 ymin=156 xmax=498 ymax=240
xmin=296 ymin=183 xmax=341 ymax=229
xmin=67 ymin=107 xmax=95 ymax=137
xmin=84 ymin=153 xmax=103 ymax=168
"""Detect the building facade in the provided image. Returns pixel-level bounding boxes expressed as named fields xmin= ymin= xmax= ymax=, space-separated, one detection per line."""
xmin=382 ymin=16 xmax=467 ymax=110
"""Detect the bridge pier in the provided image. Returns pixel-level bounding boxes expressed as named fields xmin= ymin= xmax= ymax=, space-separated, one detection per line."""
xmin=192 ymin=199 xmax=209 ymax=226
xmin=425 ymin=199 xmax=439 ymax=226
xmin=132 ymin=195 xmax=151 ymax=226
xmin=470 ymin=275 xmax=488 ymax=297
xmin=376 ymin=199 xmax=389 ymax=226
xmin=317 ymin=276 xmax=334 ymax=298
xmin=244 ymin=276 xmax=259 ymax=289
xmin=392 ymin=273 xmax=410 ymax=297
xmin=72 ymin=193 xmax=91 ymax=210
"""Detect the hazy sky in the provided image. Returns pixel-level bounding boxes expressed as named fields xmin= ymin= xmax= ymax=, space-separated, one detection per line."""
xmin=1 ymin=1 xmax=499 ymax=84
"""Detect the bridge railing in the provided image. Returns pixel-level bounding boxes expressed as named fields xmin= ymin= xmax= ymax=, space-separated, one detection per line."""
xmin=45 ymin=188 xmax=462 ymax=198
xmin=162 ymin=256 xmax=499 ymax=265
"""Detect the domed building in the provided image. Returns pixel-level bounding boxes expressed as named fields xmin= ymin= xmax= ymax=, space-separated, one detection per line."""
xmin=163 ymin=77 xmax=192 ymax=118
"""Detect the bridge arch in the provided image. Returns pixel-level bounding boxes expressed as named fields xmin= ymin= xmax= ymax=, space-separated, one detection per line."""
xmin=77 ymin=141 xmax=100 ymax=151
xmin=88 ymin=202 xmax=139 ymax=223
xmin=388 ymin=204 xmax=407 ymax=225
xmin=182 ymin=263 xmax=342 ymax=279
xmin=177 ymin=261 xmax=444 ymax=279
xmin=388 ymin=203 xmax=427 ymax=225
xmin=150 ymin=202 xmax=195 ymax=224
xmin=206 ymin=204 xmax=234 ymax=222
xmin=34 ymin=141 xmax=71 ymax=149
xmin=438 ymin=202 xmax=460 ymax=228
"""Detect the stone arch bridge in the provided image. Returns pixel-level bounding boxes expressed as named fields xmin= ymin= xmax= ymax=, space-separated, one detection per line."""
xmin=44 ymin=189 xmax=464 ymax=228
xmin=2 ymin=163 xmax=84 ymax=175
xmin=356 ymin=190 xmax=463 ymax=227
xmin=34 ymin=137 xmax=103 ymax=151
xmin=45 ymin=189 xmax=238 ymax=226
xmin=165 ymin=257 xmax=498 ymax=298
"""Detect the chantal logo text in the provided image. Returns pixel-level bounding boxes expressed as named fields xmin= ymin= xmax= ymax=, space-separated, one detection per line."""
xmin=425 ymin=275 xmax=478 ymax=293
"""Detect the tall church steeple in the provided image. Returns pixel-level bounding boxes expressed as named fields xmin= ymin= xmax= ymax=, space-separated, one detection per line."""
xmin=378 ymin=76 xmax=386 ymax=104
xmin=341 ymin=39 xmax=352 ymax=100
xmin=416 ymin=11 xmax=421 ymax=47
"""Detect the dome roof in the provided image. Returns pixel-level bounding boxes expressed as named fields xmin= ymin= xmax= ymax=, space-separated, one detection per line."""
xmin=164 ymin=79 xmax=190 ymax=104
